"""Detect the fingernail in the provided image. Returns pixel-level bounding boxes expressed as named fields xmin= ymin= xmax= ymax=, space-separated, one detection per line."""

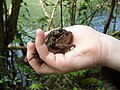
xmin=27 ymin=42 xmax=31 ymax=48
xmin=36 ymin=29 xmax=41 ymax=34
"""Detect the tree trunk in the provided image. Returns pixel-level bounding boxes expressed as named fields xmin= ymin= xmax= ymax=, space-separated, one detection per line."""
xmin=0 ymin=0 xmax=22 ymax=88
xmin=7 ymin=0 xmax=22 ymax=45
xmin=0 ymin=0 xmax=6 ymax=77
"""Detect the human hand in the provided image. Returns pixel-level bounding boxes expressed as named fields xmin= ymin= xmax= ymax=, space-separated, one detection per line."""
xmin=26 ymin=25 xmax=119 ymax=74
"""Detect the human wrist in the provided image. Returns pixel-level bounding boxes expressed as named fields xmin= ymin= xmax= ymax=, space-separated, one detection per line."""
xmin=102 ymin=34 xmax=120 ymax=71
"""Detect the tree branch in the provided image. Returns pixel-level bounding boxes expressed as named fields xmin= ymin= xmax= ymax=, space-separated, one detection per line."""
xmin=103 ymin=0 xmax=116 ymax=34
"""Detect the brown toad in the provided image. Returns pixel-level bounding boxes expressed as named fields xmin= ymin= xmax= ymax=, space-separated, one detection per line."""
xmin=45 ymin=28 xmax=75 ymax=54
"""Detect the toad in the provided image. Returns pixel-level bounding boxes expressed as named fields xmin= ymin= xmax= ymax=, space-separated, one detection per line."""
xmin=45 ymin=28 xmax=75 ymax=54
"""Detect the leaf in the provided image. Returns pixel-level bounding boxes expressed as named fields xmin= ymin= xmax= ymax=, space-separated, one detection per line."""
xmin=0 ymin=80 xmax=2 ymax=84
xmin=84 ymin=0 xmax=90 ymax=3
xmin=0 ymin=55 xmax=5 ymax=59
xmin=80 ymin=77 xmax=101 ymax=86
xmin=37 ymin=16 xmax=49 ymax=23
xmin=13 ymin=80 xmax=17 ymax=85
xmin=73 ymin=87 xmax=78 ymax=90
xmin=29 ymin=83 xmax=42 ymax=90
xmin=12 ymin=38 xmax=21 ymax=43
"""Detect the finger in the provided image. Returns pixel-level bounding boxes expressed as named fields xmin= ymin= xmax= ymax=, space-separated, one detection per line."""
xmin=29 ymin=59 xmax=57 ymax=75
xmin=27 ymin=42 xmax=42 ymax=67
xmin=27 ymin=42 xmax=42 ymax=70
xmin=27 ymin=42 xmax=58 ymax=74
xmin=27 ymin=42 xmax=37 ymax=61
xmin=34 ymin=63 xmax=59 ymax=75
xmin=35 ymin=29 xmax=49 ymax=58
xmin=35 ymin=29 xmax=56 ymax=67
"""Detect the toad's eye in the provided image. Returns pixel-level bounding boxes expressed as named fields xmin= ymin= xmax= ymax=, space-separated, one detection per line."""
xmin=59 ymin=28 xmax=63 ymax=32
xmin=66 ymin=32 xmax=72 ymax=35
xmin=53 ymin=30 xmax=60 ymax=36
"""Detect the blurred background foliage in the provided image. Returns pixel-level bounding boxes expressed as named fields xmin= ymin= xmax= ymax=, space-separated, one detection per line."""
xmin=0 ymin=0 xmax=120 ymax=89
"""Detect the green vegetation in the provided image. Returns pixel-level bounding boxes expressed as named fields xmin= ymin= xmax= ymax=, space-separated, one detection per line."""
xmin=0 ymin=0 xmax=120 ymax=89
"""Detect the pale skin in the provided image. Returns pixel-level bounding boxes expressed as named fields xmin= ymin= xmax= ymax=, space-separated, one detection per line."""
xmin=26 ymin=25 xmax=120 ymax=74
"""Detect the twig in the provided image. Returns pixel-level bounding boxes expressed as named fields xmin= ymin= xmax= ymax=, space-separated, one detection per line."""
xmin=80 ymin=8 xmax=99 ymax=24
xmin=8 ymin=1 xmax=12 ymax=16
xmin=64 ymin=75 xmax=75 ymax=88
xmin=113 ymin=1 xmax=118 ymax=33
xmin=69 ymin=0 xmax=77 ymax=25
xmin=60 ymin=0 xmax=63 ymax=28
xmin=48 ymin=0 xmax=59 ymax=30
xmin=7 ymin=45 xmax=27 ymax=50
xmin=39 ymin=0 xmax=50 ymax=22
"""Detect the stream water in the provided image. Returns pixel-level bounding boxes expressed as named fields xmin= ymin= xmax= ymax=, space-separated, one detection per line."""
xmin=91 ymin=5 xmax=120 ymax=32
